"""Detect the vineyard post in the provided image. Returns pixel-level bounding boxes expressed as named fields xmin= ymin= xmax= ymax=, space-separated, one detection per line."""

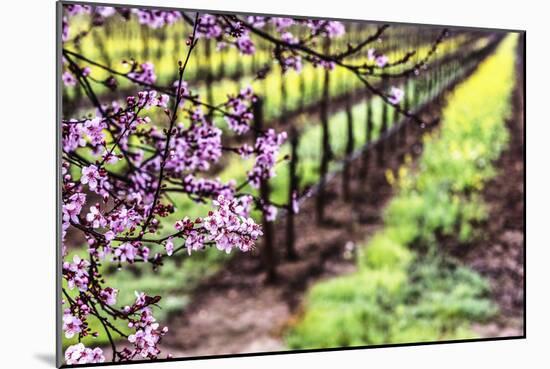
xmin=360 ymin=95 xmax=373 ymax=179
xmin=343 ymin=95 xmax=354 ymax=201
xmin=235 ymin=52 xmax=243 ymax=78
xmin=316 ymin=38 xmax=332 ymax=225
xmin=413 ymin=74 xmax=420 ymax=110
xmin=286 ymin=126 xmax=299 ymax=260
xmin=205 ymin=38 xmax=214 ymax=117
xmin=92 ymin=28 xmax=112 ymax=69
xmin=142 ymin=26 xmax=150 ymax=62
xmin=429 ymin=62 xmax=435 ymax=101
xmin=173 ymin=24 xmax=181 ymax=67
xmin=377 ymin=79 xmax=389 ymax=166
xmin=401 ymin=78 xmax=411 ymax=147
xmin=391 ymin=97 xmax=399 ymax=152
xmin=280 ymin=65 xmax=288 ymax=120
xmin=155 ymin=28 xmax=164 ymax=63
xmin=299 ymin=67 xmax=306 ymax=112
xmin=219 ymin=46 xmax=226 ymax=79
xmin=68 ymin=39 xmax=85 ymax=116
xmin=254 ymin=97 xmax=278 ymax=283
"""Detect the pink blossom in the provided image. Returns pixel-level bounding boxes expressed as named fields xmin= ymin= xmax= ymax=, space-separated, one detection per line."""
xmin=375 ymin=55 xmax=389 ymax=67
xmin=388 ymin=87 xmax=405 ymax=105
xmin=62 ymin=312 xmax=83 ymax=338
xmin=326 ymin=21 xmax=346 ymax=38
xmin=128 ymin=62 xmax=156 ymax=84
xmin=196 ymin=14 xmax=222 ymax=38
xmin=291 ymin=191 xmax=300 ymax=214
xmin=62 ymin=16 xmax=69 ymax=42
xmin=247 ymin=16 xmax=266 ymax=28
xmin=62 ymin=71 xmax=76 ymax=87
xmin=62 ymin=120 xmax=86 ymax=152
xmin=164 ymin=118 xmax=223 ymax=173
xmin=99 ymin=287 xmax=118 ymax=306
xmin=63 ymin=193 xmax=86 ymax=226
xmin=248 ymin=129 xmax=287 ymax=188
xmin=63 ymin=255 xmax=90 ymax=292
xmin=158 ymin=94 xmax=170 ymax=108
xmin=281 ymin=54 xmax=303 ymax=73
xmin=95 ymin=6 xmax=116 ymax=18
xmin=272 ymin=17 xmax=294 ymax=31
xmin=203 ymin=195 xmax=262 ymax=254
xmin=185 ymin=230 xmax=206 ymax=255
xmin=64 ymin=4 xmax=92 ymax=17
xmin=86 ymin=205 xmax=106 ymax=228
xmin=237 ymin=144 xmax=254 ymax=158
xmin=64 ymin=343 xmax=105 ymax=365
xmin=165 ymin=238 xmax=174 ymax=256
xmin=234 ymin=195 xmax=254 ymax=217
xmin=264 ymin=204 xmax=278 ymax=222
xmin=131 ymin=9 xmax=181 ymax=29
xmin=224 ymin=86 xmax=256 ymax=134
xmin=114 ymin=243 xmax=138 ymax=263
xmin=80 ymin=165 xmax=101 ymax=191
xmin=84 ymin=117 xmax=107 ymax=146
xmin=281 ymin=32 xmax=299 ymax=45
xmin=367 ymin=48 xmax=376 ymax=61
xmin=237 ymin=33 xmax=255 ymax=55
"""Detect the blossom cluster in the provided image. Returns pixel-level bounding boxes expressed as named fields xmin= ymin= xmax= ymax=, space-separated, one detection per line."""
xmin=368 ymin=48 xmax=389 ymax=68
xmin=388 ymin=86 xmax=405 ymax=105
xmin=248 ymin=129 xmax=288 ymax=188
xmin=117 ymin=293 xmax=169 ymax=360
xmin=128 ymin=62 xmax=157 ymax=85
xmin=164 ymin=114 xmax=223 ymax=173
xmin=203 ymin=195 xmax=263 ymax=253
xmin=224 ymin=86 xmax=256 ymax=134
xmin=131 ymin=9 xmax=182 ymax=29
xmin=65 ymin=343 xmax=105 ymax=365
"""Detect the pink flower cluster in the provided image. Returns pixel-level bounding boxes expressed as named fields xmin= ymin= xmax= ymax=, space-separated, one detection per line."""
xmin=203 ymin=195 xmax=263 ymax=253
xmin=388 ymin=86 xmax=405 ymax=105
xmin=181 ymin=174 xmax=235 ymax=200
xmin=306 ymin=20 xmax=346 ymax=38
xmin=368 ymin=48 xmax=389 ymax=67
xmin=224 ymin=86 xmax=256 ymax=134
xmin=63 ymin=255 xmax=90 ymax=292
xmin=114 ymin=242 xmax=150 ymax=263
xmin=63 ymin=311 xmax=83 ymax=339
xmin=128 ymin=62 xmax=157 ymax=85
xmin=164 ymin=117 xmax=223 ymax=173
xmin=248 ymin=129 xmax=288 ymax=188
xmin=281 ymin=54 xmax=303 ymax=73
xmin=131 ymin=9 xmax=182 ymax=29
xmin=119 ymin=293 xmax=169 ymax=360
xmin=65 ymin=343 xmax=105 ymax=365
xmin=197 ymin=14 xmax=223 ymax=39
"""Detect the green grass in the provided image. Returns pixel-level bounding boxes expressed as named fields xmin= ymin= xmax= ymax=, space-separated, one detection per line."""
xmin=285 ymin=34 xmax=518 ymax=349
